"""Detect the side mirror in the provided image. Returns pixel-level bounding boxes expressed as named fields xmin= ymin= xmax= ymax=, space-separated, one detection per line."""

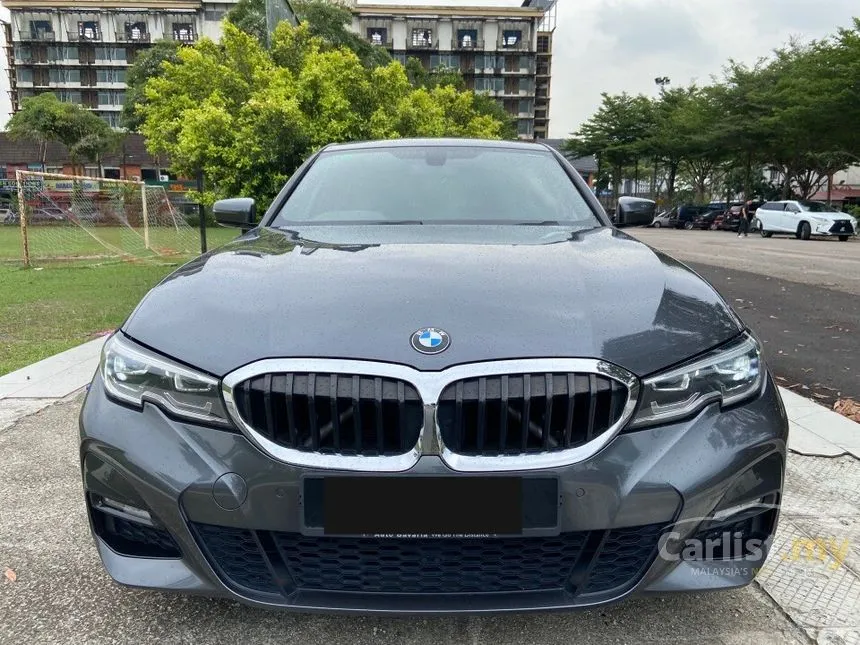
xmin=213 ymin=198 xmax=257 ymax=229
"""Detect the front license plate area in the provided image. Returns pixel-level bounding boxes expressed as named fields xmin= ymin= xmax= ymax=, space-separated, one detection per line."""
xmin=302 ymin=476 xmax=558 ymax=537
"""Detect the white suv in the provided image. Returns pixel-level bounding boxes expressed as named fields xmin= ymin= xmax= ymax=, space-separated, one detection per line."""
xmin=755 ymin=200 xmax=857 ymax=241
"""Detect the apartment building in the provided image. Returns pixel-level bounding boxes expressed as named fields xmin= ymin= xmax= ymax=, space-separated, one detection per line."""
xmin=3 ymin=0 xmax=295 ymax=127
xmin=349 ymin=0 xmax=557 ymax=139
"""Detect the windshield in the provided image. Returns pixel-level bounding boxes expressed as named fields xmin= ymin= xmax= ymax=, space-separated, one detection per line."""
xmin=799 ymin=201 xmax=839 ymax=213
xmin=271 ymin=146 xmax=600 ymax=227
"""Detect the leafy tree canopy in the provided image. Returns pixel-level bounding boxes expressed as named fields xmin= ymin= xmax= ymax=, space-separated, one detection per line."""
xmin=565 ymin=18 xmax=860 ymax=202
xmin=8 ymin=93 xmax=119 ymax=170
xmin=139 ymin=22 xmax=505 ymax=205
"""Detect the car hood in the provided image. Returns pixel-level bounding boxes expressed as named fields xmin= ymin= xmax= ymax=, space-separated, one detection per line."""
xmin=804 ymin=212 xmax=855 ymax=223
xmin=123 ymin=226 xmax=742 ymax=377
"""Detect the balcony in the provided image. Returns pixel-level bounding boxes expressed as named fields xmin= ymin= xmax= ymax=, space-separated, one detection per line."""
xmin=20 ymin=31 xmax=56 ymax=42
xmin=452 ymin=38 xmax=484 ymax=51
xmin=116 ymin=32 xmax=151 ymax=43
xmin=69 ymin=31 xmax=102 ymax=42
xmin=498 ymin=40 xmax=531 ymax=52
xmin=406 ymin=38 xmax=437 ymax=50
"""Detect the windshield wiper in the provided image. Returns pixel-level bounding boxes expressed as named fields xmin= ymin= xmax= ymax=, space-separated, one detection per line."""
xmin=516 ymin=220 xmax=564 ymax=226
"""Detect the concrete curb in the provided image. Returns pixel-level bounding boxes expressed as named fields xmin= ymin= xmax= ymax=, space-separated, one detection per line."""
xmin=0 ymin=337 xmax=857 ymax=459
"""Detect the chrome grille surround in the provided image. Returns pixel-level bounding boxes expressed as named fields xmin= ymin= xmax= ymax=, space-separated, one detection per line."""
xmin=222 ymin=359 xmax=640 ymax=472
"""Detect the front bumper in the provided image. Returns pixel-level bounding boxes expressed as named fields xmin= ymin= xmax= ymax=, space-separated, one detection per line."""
xmin=816 ymin=220 xmax=856 ymax=236
xmin=80 ymin=373 xmax=787 ymax=614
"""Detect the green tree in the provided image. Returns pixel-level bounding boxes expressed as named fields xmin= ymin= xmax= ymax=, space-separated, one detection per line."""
xmin=7 ymin=94 xmax=118 ymax=173
xmin=6 ymin=93 xmax=70 ymax=170
xmin=122 ymin=40 xmax=181 ymax=131
xmin=139 ymin=22 xmax=503 ymax=206
xmin=225 ymin=0 xmax=268 ymax=44
xmin=564 ymin=92 xmax=653 ymax=199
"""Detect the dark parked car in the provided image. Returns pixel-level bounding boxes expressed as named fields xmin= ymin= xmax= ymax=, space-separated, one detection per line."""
xmin=690 ymin=209 xmax=723 ymax=230
xmin=614 ymin=196 xmax=657 ymax=227
xmin=714 ymin=205 xmax=744 ymax=231
xmin=667 ymin=204 xmax=712 ymax=229
xmin=81 ymin=139 xmax=786 ymax=614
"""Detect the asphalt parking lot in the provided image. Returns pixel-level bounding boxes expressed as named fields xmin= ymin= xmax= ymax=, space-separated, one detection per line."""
xmin=631 ymin=228 xmax=860 ymax=402
xmin=2 ymin=227 xmax=857 ymax=644
xmin=0 ymin=396 xmax=809 ymax=645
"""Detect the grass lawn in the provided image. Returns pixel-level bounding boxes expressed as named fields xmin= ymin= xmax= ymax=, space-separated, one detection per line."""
xmin=0 ymin=226 xmax=239 ymax=375
xmin=0 ymin=224 xmax=238 ymax=263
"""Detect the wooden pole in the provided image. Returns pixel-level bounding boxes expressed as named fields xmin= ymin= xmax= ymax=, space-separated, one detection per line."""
xmin=16 ymin=170 xmax=30 ymax=268
xmin=141 ymin=181 xmax=150 ymax=250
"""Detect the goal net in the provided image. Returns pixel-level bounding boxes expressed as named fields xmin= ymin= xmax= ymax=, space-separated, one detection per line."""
xmin=7 ymin=170 xmax=199 ymax=265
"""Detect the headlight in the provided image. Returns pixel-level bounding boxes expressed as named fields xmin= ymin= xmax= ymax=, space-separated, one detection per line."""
xmin=811 ymin=217 xmax=830 ymax=225
xmin=101 ymin=333 xmax=231 ymax=427
xmin=630 ymin=333 xmax=763 ymax=429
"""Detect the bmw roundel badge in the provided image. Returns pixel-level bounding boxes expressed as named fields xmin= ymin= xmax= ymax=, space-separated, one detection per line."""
xmin=411 ymin=327 xmax=451 ymax=355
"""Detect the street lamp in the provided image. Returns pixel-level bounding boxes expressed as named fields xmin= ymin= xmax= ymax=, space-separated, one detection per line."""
xmin=651 ymin=78 xmax=671 ymax=200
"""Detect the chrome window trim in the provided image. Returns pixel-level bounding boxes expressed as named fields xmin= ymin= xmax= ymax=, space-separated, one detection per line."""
xmin=221 ymin=358 xmax=640 ymax=473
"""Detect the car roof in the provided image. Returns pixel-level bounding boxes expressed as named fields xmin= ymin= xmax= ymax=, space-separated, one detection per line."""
xmin=321 ymin=138 xmax=554 ymax=153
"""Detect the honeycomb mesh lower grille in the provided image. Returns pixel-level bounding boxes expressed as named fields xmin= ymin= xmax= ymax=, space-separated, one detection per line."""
xmin=191 ymin=522 xmax=666 ymax=598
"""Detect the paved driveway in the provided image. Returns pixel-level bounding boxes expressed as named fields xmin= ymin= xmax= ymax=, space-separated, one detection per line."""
xmin=0 ymin=397 xmax=807 ymax=645
xmin=630 ymin=228 xmax=860 ymax=402
xmin=631 ymin=228 xmax=860 ymax=295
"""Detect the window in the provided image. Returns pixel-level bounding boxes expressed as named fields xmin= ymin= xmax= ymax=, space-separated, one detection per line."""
xmin=392 ymin=52 xmax=406 ymax=65
xmin=29 ymin=20 xmax=53 ymax=38
xmin=125 ymin=22 xmax=148 ymax=41
xmin=517 ymin=119 xmax=534 ymax=136
xmin=430 ymin=54 xmax=459 ymax=69
xmin=457 ymin=29 xmax=478 ymax=48
xmin=173 ymin=23 xmax=195 ymax=42
xmin=47 ymin=46 xmax=78 ymax=61
xmin=502 ymin=30 xmax=522 ymax=48
xmin=103 ymin=168 xmax=122 ymax=179
xmin=537 ymin=35 xmax=550 ymax=53
xmin=760 ymin=202 xmax=784 ymax=211
xmin=141 ymin=168 xmax=160 ymax=182
xmin=14 ymin=45 xmax=32 ymax=62
xmin=799 ymin=201 xmax=839 ymax=213
xmin=55 ymin=91 xmax=82 ymax=104
xmin=17 ymin=68 xmax=34 ymax=83
xmin=97 ymin=68 xmax=126 ymax=83
xmin=49 ymin=69 xmax=80 ymax=83
xmin=519 ymin=99 xmax=533 ymax=114
xmin=204 ymin=7 xmax=228 ymax=20
xmin=272 ymin=146 xmax=598 ymax=226
xmin=519 ymin=55 xmax=534 ymax=72
xmin=474 ymin=77 xmax=503 ymax=93
xmin=97 ymin=112 xmax=122 ymax=128
xmin=411 ymin=28 xmax=433 ymax=48
xmin=78 ymin=21 xmax=101 ymax=41
xmin=95 ymin=47 xmax=126 ymax=61
xmin=367 ymin=28 xmax=387 ymax=46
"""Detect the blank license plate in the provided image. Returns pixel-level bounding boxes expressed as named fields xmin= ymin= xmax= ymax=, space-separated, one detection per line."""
xmin=319 ymin=477 xmax=524 ymax=537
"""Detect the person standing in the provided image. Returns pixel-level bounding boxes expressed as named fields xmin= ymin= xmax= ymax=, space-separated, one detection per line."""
xmin=738 ymin=201 xmax=752 ymax=237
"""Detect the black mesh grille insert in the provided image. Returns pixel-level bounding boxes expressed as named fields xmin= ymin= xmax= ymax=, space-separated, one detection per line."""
xmin=437 ymin=373 xmax=628 ymax=455
xmin=274 ymin=533 xmax=587 ymax=593
xmin=91 ymin=507 xmax=181 ymax=558
xmin=581 ymin=522 xmax=665 ymax=594
xmin=191 ymin=522 xmax=666 ymax=598
xmin=233 ymin=373 xmax=423 ymax=456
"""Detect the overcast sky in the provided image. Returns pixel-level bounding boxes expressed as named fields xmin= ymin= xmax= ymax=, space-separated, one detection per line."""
xmin=1 ymin=1 xmax=857 ymax=134
xmin=550 ymin=0 xmax=858 ymax=138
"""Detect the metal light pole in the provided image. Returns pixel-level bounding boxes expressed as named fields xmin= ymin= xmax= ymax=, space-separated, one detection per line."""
xmin=652 ymin=77 xmax=671 ymax=201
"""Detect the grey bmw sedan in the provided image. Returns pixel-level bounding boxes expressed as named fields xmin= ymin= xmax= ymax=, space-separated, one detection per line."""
xmin=80 ymin=139 xmax=787 ymax=613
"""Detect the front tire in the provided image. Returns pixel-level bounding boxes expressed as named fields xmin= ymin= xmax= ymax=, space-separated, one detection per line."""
xmin=760 ymin=227 xmax=773 ymax=238
xmin=683 ymin=221 xmax=694 ymax=230
xmin=653 ymin=221 xmax=662 ymax=229
xmin=799 ymin=222 xmax=811 ymax=241
xmin=839 ymin=235 xmax=850 ymax=242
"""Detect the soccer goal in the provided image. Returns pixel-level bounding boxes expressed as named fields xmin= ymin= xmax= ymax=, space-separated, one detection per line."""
xmin=9 ymin=170 xmax=200 ymax=265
